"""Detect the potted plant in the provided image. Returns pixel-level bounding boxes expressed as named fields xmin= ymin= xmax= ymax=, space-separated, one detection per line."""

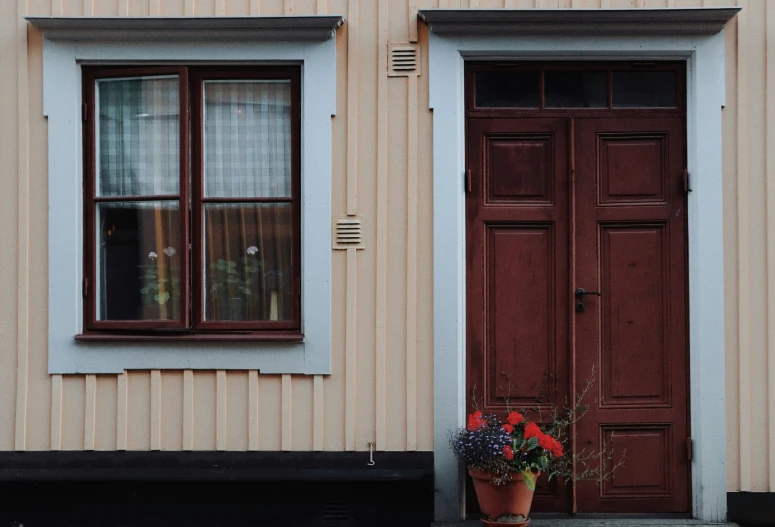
xmin=450 ymin=374 xmax=623 ymax=526
xmin=451 ymin=410 xmax=559 ymax=526
xmin=139 ymin=247 xmax=180 ymax=320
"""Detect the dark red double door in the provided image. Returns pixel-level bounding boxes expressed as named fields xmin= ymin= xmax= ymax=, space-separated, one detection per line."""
xmin=466 ymin=64 xmax=690 ymax=515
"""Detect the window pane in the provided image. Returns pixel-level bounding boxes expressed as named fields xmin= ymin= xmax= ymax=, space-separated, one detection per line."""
xmin=613 ymin=71 xmax=677 ymax=108
xmin=204 ymin=80 xmax=292 ymax=198
xmin=474 ymin=71 xmax=540 ymax=108
xmin=96 ymin=201 xmax=181 ymax=321
xmin=96 ymin=76 xmax=180 ymax=197
xmin=203 ymin=203 xmax=293 ymax=322
xmin=544 ymin=71 xmax=607 ymax=108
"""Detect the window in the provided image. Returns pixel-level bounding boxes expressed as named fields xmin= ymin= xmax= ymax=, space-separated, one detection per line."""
xmin=83 ymin=66 xmax=301 ymax=337
xmin=469 ymin=63 xmax=682 ymax=111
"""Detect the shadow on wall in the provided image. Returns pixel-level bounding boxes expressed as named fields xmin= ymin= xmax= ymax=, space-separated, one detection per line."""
xmin=0 ymin=480 xmax=433 ymax=527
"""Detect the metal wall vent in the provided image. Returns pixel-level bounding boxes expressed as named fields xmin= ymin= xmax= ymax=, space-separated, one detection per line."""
xmin=333 ymin=215 xmax=364 ymax=250
xmin=321 ymin=502 xmax=351 ymax=526
xmin=388 ymin=42 xmax=421 ymax=77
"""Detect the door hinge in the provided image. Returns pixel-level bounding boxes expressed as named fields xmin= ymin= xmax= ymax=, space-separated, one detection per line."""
xmin=682 ymin=168 xmax=692 ymax=193
xmin=82 ymin=278 xmax=88 ymax=298
xmin=686 ymin=437 xmax=693 ymax=461
xmin=82 ymin=102 xmax=88 ymax=123
xmin=465 ymin=168 xmax=472 ymax=194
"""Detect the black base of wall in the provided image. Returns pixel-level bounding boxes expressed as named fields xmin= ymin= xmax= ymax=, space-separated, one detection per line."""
xmin=0 ymin=450 xmax=433 ymax=482
xmin=0 ymin=480 xmax=433 ymax=527
xmin=728 ymin=492 xmax=775 ymax=526
xmin=0 ymin=451 xmax=434 ymax=527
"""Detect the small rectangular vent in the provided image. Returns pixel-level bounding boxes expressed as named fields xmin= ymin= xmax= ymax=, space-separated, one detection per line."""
xmin=388 ymin=42 xmax=420 ymax=77
xmin=333 ymin=215 xmax=364 ymax=250
xmin=321 ymin=502 xmax=351 ymax=526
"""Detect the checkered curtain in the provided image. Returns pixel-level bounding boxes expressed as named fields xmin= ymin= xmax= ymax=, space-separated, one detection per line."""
xmin=97 ymin=77 xmax=180 ymax=197
xmin=203 ymin=81 xmax=291 ymax=198
xmin=203 ymin=81 xmax=293 ymax=322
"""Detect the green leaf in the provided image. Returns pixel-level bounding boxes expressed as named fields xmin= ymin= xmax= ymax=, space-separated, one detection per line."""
xmin=521 ymin=470 xmax=536 ymax=491
xmin=526 ymin=437 xmax=539 ymax=450
xmin=140 ymin=287 xmax=149 ymax=294
xmin=154 ymin=292 xmax=170 ymax=304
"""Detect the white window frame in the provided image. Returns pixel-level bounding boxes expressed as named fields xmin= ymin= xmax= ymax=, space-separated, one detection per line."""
xmin=40 ymin=32 xmax=336 ymax=375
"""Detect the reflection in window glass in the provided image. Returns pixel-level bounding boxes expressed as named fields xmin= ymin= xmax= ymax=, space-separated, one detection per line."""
xmin=613 ymin=71 xmax=677 ymax=108
xmin=96 ymin=76 xmax=180 ymax=197
xmin=204 ymin=203 xmax=293 ymax=322
xmin=474 ymin=71 xmax=540 ymax=108
xmin=545 ymin=71 xmax=607 ymax=108
xmin=96 ymin=201 xmax=181 ymax=321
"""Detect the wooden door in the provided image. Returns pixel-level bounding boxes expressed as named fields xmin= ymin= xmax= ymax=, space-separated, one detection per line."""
xmin=465 ymin=63 xmax=690 ymax=515
xmin=466 ymin=117 xmax=572 ymax=513
xmin=572 ymin=117 xmax=689 ymax=513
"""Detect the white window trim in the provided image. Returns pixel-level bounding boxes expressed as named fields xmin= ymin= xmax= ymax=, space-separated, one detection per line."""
xmin=428 ymin=32 xmax=729 ymax=522
xmin=41 ymin=36 xmax=336 ymax=375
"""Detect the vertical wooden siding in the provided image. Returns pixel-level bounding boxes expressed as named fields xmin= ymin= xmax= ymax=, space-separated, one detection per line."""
xmin=0 ymin=0 xmax=768 ymax=493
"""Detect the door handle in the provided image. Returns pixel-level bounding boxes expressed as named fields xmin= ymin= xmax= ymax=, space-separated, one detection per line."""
xmin=575 ymin=288 xmax=602 ymax=298
xmin=575 ymin=288 xmax=601 ymax=313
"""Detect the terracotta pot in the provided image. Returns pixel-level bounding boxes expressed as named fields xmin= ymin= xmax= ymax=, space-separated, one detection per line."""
xmin=469 ymin=469 xmax=539 ymax=521
xmin=481 ymin=519 xmax=530 ymax=527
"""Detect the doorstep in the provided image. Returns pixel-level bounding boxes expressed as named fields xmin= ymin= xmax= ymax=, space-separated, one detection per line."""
xmin=432 ymin=520 xmax=739 ymax=527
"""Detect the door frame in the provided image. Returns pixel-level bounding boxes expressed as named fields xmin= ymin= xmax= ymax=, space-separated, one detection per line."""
xmin=429 ymin=30 xmax=730 ymax=522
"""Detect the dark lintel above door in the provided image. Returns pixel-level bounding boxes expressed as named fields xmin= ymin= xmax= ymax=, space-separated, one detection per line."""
xmin=418 ymin=8 xmax=741 ymax=37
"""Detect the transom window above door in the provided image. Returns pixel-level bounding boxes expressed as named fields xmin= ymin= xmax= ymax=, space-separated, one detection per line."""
xmin=469 ymin=62 xmax=682 ymax=111
xmin=83 ymin=66 xmax=301 ymax=338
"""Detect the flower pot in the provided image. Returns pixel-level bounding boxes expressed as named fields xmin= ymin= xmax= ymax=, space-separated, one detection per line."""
xmin=469 ymin=469 xmax=539 ymax=521
xmin=481 ymin=518 xmax=530 ymax=527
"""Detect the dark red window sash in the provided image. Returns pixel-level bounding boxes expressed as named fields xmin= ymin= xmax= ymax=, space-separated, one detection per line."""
xmin=82 ymin=66 xmax=302 ymax=337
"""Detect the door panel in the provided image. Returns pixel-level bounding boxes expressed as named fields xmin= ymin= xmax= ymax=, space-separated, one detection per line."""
xmin=573 ymin=117 xmax=689 ymax=513
xmin=466 ymin=115 xmax=689 ymax=515
xmin=466 ymin=118 xmax=571 ymax=513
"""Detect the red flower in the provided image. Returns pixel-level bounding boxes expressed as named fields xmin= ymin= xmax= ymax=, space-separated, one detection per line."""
xmin=503 ymin=445 xmax=514 ymax=460
xmin=467 ymin=412 xmax=487 ymax=431
xmin=538 ymin=434 xmax=555 ymax=451
xmin=551 ymin=440 xmax=564 ymax=458
xmin=501 ymin=423 xmax=514 ymax=434
xmin=524 ymin=422 xmax=542 ymax=439
xmin=506 ymin=412 xmax=524 ymax=425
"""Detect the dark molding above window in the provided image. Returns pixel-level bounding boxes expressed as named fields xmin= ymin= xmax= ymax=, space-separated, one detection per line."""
xmin=25 ymin=15 xmax=345 ymax=41
xmin=418 ymin=8 xmax=740 ymax=37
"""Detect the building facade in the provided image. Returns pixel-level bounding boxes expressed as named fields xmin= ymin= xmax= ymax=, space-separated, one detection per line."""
xmin=0 ymin=0 xmax=772 ymax=524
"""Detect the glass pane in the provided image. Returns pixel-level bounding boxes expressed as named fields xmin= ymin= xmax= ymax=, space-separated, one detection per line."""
xmin=203 ymin=203 xmax=293 ymax=322
xmin=96 ymin=76 xmax=180 ymax=197
xmin=613 ymin=71 xmax=677 ymax=108
xmin=96 ymin=201 xmax=181 ymax=321
xmin=474 ymin=71 xmax=540 ymax=108
xmin=544 ymin=71 xmax=607 ymax=108
xmin=204 ymin=80 xmax=292 ymax=198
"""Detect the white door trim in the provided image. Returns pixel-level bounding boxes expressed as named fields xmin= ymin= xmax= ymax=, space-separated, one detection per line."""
xmin=429 ymin=33 xmax=728 ymax=522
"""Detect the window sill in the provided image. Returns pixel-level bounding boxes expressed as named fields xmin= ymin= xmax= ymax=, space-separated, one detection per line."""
xmin=74 ymin=331 xmax=304 ymax=343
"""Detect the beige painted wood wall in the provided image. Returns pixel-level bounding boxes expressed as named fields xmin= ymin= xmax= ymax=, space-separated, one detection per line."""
xmin=0 ymin=0 xmax=770 ymax=494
